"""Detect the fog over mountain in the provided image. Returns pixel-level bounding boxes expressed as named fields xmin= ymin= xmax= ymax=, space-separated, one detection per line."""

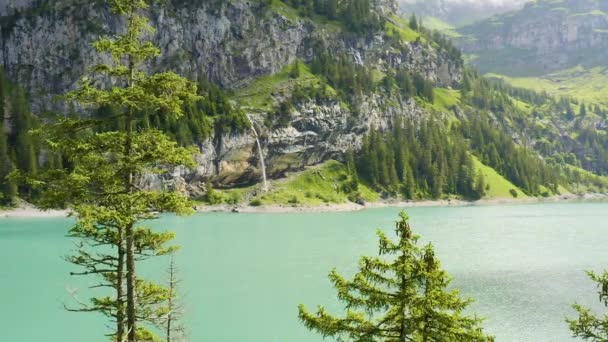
xmin=400 ymin=0 xmax=528 ymax=26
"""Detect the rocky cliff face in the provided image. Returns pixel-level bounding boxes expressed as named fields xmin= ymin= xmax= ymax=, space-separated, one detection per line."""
xmin=0 ymin=0 xmax=462 ymax=192
xmin=457 ymin=0 xmax=608 ymax=75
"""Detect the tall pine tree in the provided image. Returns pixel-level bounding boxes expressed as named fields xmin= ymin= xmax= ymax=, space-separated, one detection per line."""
xmin=36 ymin=0 xmax=200 ymax=340
xmin=299 ymin=211 xmax=494 ymax=341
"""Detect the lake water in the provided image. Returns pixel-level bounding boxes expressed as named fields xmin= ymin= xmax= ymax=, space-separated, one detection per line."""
xmin=1 ymin=202 xmax=608 ymax=341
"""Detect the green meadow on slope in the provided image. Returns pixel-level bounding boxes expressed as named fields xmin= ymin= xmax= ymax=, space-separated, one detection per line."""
xmin=420 ymin=16 xmax=462 ymax=38
xmin=206 ymin=157 xmax=541 ymax=207
xmin=486 ymin=66 xmax=608 ymax=107
xmin=472 ymin=156 xmax=528 ymax=199
xmin=203 ymin=160 xmax=379 ymax=206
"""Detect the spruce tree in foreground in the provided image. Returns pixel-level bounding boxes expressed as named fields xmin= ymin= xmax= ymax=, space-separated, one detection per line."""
xmin=567 ymin=271 xmax=608 ymax=341
xmin=34 ymin=0 xmax=200 ymax=340
xmin=298 ymin=211 xmax=494 ymax=342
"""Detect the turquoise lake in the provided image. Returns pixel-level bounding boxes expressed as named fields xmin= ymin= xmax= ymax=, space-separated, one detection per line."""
xmin=1 ymin=202 xmax=608 ymax=341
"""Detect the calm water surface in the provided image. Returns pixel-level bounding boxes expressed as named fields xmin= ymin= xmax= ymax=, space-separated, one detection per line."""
xmin=1 ymin=202 xmax=608 ymax=341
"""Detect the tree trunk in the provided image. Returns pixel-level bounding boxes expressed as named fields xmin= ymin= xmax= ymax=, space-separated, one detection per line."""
xmin=166 ymin=310 xmax=172 ymax=342
xmin=400 ymin=273 xmax=407 ymax=341
xmin=126 ymin=222 xmax=137 ymax=341
xmin=125 ymin=28 xmax=137 ymax=339
xmin=166 ymin=257 xmax=175 ymax=342
xmin=117 ymin=229 xmax=125 ymax=342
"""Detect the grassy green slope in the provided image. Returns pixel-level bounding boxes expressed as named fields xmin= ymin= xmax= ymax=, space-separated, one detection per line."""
xmin=255 ymin=160 xmax=378 ymax=205
xmin=210 ymin=157 xmax=533 ymax=205
xmin=207 ymin=161 xmax=379 ymax=206
xmin=430 ymin=88 xmax=461 ymax=112
xmin=472 ymin=156 xmax=528 ymax=199
xmin=486 ymin=66 xmax=608 ymax=107
xmin=233 ymin=61 xmax=336 ymax=111
xmin=421 ymin=16 xmax=462 ymax=38
xmin=386 ymin=15 xmax=423 ymax=42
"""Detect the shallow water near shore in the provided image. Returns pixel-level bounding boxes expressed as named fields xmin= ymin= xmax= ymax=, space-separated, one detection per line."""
xmin=1 ymin=202 xmax=608 ymax=341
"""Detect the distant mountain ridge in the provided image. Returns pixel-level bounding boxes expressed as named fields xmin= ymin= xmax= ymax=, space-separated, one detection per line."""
xmin=399 ymin=0 xmax=525 ymax=26
xmin=457 ymin=0 xmax=608 ymax=76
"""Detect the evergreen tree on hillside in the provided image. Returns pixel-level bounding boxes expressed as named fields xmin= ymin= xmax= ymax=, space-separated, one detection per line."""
xmin=298 ymin=211 xmax=494 ymax=341
xmin=0 ymin=124 xmax=17 ymax=205
xmin=11 ymin=89 xmax=38 ymax=178
xmin=357 ymin=121 xmax=480 ymax=200
xmin=325 ymin=0 xmax=337 ymax=19
xmin=409 ymin=13 xmax=418 ymax=30
xmin=579 ymin=103 xmax=587 ymax=117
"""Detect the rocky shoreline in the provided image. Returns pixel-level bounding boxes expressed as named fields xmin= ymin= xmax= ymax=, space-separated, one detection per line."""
xmin=1 ymin=193 xmax=607 ymax=218
xmin=196 ymin=193 xmax=608 ymax=214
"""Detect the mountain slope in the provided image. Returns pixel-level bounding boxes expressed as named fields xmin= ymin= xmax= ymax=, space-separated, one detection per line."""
xmin=0 ymin=0 xmax=463 ymax=194
xmin=486 ymin=66 xmax=608 ymax=107
xmin=458 ymin=0 xmax=608 ymax=76
xmin=0 ymin=0 xmax=606 ymax=206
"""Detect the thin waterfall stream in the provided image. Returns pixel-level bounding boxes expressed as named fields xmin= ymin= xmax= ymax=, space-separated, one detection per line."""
xmin=246 ymin=114 xmax=268 ymax=192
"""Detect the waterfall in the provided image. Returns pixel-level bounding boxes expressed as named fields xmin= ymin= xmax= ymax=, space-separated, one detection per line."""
xmin=246 ymin=114 xmax=268 ymax=192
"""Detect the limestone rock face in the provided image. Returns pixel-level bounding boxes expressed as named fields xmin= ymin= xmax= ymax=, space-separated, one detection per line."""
xmin=0 ymin=0 xmax=461 ymax=193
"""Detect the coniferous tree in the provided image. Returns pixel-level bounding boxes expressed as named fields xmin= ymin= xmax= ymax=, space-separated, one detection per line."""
xmin=567 ymin=271 xmax=608 ymax=341
xmin=409 ymin=13 xmax=418 ymax=30
xmin=579 ymin=103 xmax=587 ymax=117
xmin=164 ymin=256 xmax=186 ymax=342
xmin=11 ymin=88 xmax=38 ymax=198
xmin=299 ymin=211 xmax=494 ymax=341
xmin=326 ymin=0 xmax=337 ymax=19
xmin=290 ymin=60 xmax=301 ymax=79
xmin=474 ymin=173 xmax=487 ymax=200
xmin=0 ymin=124 xmax=17 ymax=205
xmin=35 ymin=0 xmax=200 ymax=340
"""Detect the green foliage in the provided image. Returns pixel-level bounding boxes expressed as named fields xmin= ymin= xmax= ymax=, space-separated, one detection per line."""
xmin=249 ymin=198 xmax=262 ymax=206
xmin=384 ymin=21 xmax=420 ymax=43
xmin=235 ymin=61 xmax=326 ymax=110
xmin=472 ymin=156 xmax=527 ymax=199
xmin=409 ymin=13 xmax=418 ymax=30
xmin=382 ymin=68 xmax=435 ymax=103
xmin=33 ymin=1 xmax=201 ymax=341
xmin=204 ymin=179 xmax=223 ymax=205
xmin=357 ymin=120 xmax=484 ymax=200
xmin=281 ymin=0 xmax=382 ymax=33
xmin=265 ymin=101 xmax=293 ymax=129
xmin=0 ymin=68 xmax=42 ymax=204
xmin=299 ymin=211 xmax=494 ymax=341
xmin=458 ymin=71 xmax=608 ymax=191
xmin=310 ymin=50 xmax=376 ymax=104
xmin=473 ymin=173 xmax=486 ymax=200
xmin=567 ymin=271 xmax=608 ymax=341
xmin=420 ymin=16 xmax=462 ymax=38
xmin=486 ymin=66 xmax=608 ymax=108
xmin=461 ymin=115 xmax=560 ymax=196
xmin=289 ymin=59 xmax=301 ymax=79
xmin=254 ymin=160 xmax=378 ymax=206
